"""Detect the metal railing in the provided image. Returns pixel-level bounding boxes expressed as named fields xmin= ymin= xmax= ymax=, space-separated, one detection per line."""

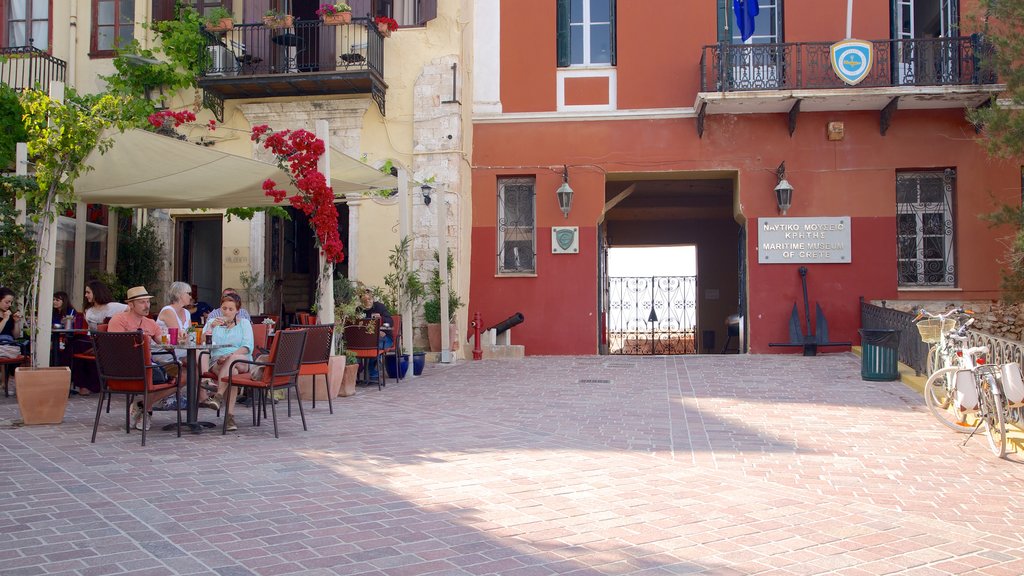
xmin=701 ymin=36 xmax=995 ymax=92
xmin=0 ymin=46 xmax=67 ymax=93
xmin=200 ymin=17 xmax=383 ymax=78
xmin=860 ymin=299 xmax=1024 ymax=376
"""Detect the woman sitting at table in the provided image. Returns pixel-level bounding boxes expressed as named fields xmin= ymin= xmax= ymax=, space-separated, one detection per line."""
xmin=52 ymin=291 xmax=77 ymax=325
xmin=200 ymin=292 xmax=254 ymax=432
xmin=158 ymin=282 xmax=193 ymax=359
xmin=82 ymin=280 xmax=127 ymax=330
xmin=0 ymin=287 xmax=25 ymax=362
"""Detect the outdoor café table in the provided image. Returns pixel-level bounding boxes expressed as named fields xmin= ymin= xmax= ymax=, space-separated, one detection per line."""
xmin=50 ymin=328 xmax=87 ymax=368
xmin=157 ymin=342 xmax=228 ymax=433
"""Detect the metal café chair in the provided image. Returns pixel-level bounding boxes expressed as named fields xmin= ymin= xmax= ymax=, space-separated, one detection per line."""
xmin=291 ymin=323 xmax=335 ymax=413
xmin=219 ymin=329 xmax=307 ymax=438
xmin=343 ymin=322 xmax=385 ymax=390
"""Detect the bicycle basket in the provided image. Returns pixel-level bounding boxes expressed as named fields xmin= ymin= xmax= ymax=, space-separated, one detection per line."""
xmin=916 ymin=318 xmax=956 ymax=344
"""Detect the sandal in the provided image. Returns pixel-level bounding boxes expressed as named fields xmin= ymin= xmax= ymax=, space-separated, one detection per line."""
xmin=200 ymin=395 xmax=221 ymax=411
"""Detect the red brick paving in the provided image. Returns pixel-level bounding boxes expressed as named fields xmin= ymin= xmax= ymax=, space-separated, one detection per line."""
xmin=1 ymin=353 xmax=1023 ymax=575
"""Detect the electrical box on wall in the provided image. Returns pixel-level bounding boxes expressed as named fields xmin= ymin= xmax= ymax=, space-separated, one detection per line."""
xmin=552 ymin=227 xmax=579 ymax=254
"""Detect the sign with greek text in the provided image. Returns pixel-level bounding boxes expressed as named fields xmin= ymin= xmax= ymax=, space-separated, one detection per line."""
xmin=758 ymin=217 xmax=851 ymax=264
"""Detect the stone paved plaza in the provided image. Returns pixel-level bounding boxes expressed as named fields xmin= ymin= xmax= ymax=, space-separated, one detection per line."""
xmin=2 ymin=353 xmax=1023 ymax=575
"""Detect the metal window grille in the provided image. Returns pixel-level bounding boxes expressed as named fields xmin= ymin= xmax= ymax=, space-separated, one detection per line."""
xmin=896 ymin=169 xmax=955 ymax=287
xmin=497 ymin=177 xmax=536 ymax=274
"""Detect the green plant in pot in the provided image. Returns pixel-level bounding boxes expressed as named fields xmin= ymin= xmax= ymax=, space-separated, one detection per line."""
xmin=203 ymin=6 xmax=234 ymax=31
xmin=425 ymin=249 xmax=463 ymax=352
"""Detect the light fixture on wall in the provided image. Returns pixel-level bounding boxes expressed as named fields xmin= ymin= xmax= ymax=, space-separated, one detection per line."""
xmin=556 ymin=165 xmax=574 ymax=219
xmin=421 ymin=183 xmax=433 ymax=206
xmin=774 ymin=161 xmax=794 ymax=216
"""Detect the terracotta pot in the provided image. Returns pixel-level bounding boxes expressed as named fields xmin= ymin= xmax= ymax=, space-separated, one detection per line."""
xmin=339 ymin=363 xmax=358 ymax=397
xmin=15 ymin=367 xmax=70 ymax=425
xmin=204 ymin=18 xmax=233 ymax=32
xmin=427 ymin=323 xmax=459 ymax=352
xmin=377 ymin=23 xmax=392 ymax=37
xmin=298 ymin=355 xmax=347 ymax=400
xmin=321 ymin=12 xmax=352 ymax=25
xmin=263 ymin=15 xmax=294 ymax=29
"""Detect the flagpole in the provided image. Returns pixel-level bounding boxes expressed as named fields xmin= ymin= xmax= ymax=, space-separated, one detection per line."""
xmin=846 ymin=0 xmax=853 ymax=39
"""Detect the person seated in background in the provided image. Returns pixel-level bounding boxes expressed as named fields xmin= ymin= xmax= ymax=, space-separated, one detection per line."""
xmin=200 ymin=292 xmax=254 ymax=432
xmin=190 ymin=301 xmax=213 ymax=325
xmin=82 ymin=280 xmax=127 ymax=330
xmin=0 ymin=287 xmax=24 ymax=340
xmin=108 ymin=286 xmax=181 ymax=431
xmin=158 ymin=282 xmax=193 ymax=360
xmin=358 ymin=289 xmax=393 ymax=380
xmin=52 ymin=291 xmax=77 ymax=325
xmin=206 ymin=287 xmax=251 ymax=322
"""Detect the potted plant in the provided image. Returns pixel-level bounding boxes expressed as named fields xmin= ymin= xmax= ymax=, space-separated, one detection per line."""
xmin=383 ymin=236 xmax=424 ymax=377
xmin=203 ymin=6 xmax=234 ymax=32
xmin=412 ymin=348 xmax=426 ymax=375
xmin=316 ymin=2 xmax=352 ymax=25
xmin=424 ymin=249 xmax=463 ymax=352
xmin=263 ymin=9 xmax=295 ymax=29
xmin=374 ymin=16 xmax=399 ymax=37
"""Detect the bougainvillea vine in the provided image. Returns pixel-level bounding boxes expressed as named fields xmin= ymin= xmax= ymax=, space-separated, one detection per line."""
xmin=251 ymin=124 xmax=344 ymax=264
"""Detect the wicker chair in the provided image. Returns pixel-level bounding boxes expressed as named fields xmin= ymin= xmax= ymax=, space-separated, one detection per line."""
xmin=343 ymin=322 xmax=385 ymax=390
xmin=91 ymin=331 xmax=182 ymax=446
xmin=1 ymin=355 xmax=30 ymax=397
xmin=219 ymin=329 xmax=307 ymax=437
xmin=291 ymin=324 xmax=335 ymax=413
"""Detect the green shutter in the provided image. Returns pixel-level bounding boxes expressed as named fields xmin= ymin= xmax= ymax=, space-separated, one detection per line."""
xmin=609 ymin=0 xmax=616 ymax=66
xmin=557 ymin=0 xmax=570 ymax=67
xmin=717 ymin=0 xmax=730 ymax=43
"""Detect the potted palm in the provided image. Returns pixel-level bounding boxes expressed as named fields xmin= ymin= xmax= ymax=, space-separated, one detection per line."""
xmin=203 ymin=7 xmax=234 ymax=32
xmin=263 ymin=9 xmax=295 ymax=29
xmin=383 ymin=236 xmax=425 ymax=378
xmin=424 ymin=249 xmax=463 ymax=352
xmin=316 ymin=2 xmax=353 ymax=25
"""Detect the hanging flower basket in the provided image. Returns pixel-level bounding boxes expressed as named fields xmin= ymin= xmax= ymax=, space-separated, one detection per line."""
xmin=321 ymin=12 xmax=351 ymax=25
xmin=377 ymin=23 xmax=392 ymax=37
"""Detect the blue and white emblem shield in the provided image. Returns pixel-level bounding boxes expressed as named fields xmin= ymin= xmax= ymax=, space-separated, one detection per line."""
xmin=830 ymin=39 xmax=873 ymax=85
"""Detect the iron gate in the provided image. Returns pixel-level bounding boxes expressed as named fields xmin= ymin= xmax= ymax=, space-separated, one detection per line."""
xmin=607 ymin=276 xmax=698 ymax=355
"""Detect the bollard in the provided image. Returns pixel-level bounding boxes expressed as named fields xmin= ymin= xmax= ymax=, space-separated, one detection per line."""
xmin=469 ymin=311 xmax=483 ymax=360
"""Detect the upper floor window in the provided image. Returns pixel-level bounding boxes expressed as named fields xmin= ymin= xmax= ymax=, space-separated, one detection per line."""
xmin=557 ymin=0 xmax=616 ymax=67
xmin=6 ymin=0 xmax=50 ymax=50
xmin=150 ymin=0 xmax=226 ymax=22
xmin=92 ymin=0 xmax=135 ymax=56
xmin=356 ymin=0 xmax=437 ymax=27
xmin=718 ymin=0 xmax=782 ymax=44
xmin=896 ymin=169 xmax=956 ymax=287
xmin=497 ymin=177 xmax=536 ymax=274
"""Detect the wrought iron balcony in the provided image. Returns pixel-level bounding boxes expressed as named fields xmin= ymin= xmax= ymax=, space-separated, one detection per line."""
xmin=197 ymin=17 xmax=386 ymax=120
xmin=0 ymin=46 xmax=67 ymax=94
xmin=700 ymin=36 xmax=996 ymax=92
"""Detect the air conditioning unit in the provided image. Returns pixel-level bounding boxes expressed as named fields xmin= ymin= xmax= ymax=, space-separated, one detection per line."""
xmin=206 ymin=45 xmax=239 ymax=77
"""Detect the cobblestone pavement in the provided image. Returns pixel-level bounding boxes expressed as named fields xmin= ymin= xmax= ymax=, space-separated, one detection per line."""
xmin=2 ymin=353 xmax=1024 ymax=576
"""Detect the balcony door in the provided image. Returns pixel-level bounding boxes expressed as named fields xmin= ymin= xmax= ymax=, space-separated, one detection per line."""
xmin=716 ymin=0 xmax=784 ymax=90
xmin=892 ymin=0 xmax=960 ymax=85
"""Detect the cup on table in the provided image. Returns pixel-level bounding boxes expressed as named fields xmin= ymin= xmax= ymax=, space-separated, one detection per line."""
xmin=205 ymin=333 xmax=212 ymax=345
xmin=168 ymin=328 xmax=178 ymax=345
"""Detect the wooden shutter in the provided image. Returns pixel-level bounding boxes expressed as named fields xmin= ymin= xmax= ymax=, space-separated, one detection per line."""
xmin=556 ymin=0 xmax=569 ymax=67
xmin=349 ymin=0 xmax=372 ymax=20
xmin=152 ymin=0 xmax=175 ymax=22
xmin=418 ymin=0 xmax=437 ymax=25
xmin=717 ymin=0 xmax=730 ymax=42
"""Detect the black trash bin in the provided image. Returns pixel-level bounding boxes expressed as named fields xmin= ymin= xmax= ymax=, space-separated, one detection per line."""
xmin=859 ymin=328 xmax=900 ymax=381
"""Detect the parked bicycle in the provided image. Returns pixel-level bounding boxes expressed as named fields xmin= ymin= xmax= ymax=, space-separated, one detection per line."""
xmin=914 ymin=306 xmax=973 ymax=377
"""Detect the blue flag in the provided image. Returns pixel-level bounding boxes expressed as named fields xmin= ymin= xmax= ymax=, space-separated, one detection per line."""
xmin=733 ymin=0 xmax=759 ymax=42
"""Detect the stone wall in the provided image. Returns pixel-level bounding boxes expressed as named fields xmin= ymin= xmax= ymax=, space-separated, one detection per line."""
xmin=871 ymin=299 xmax=1023 ymax=341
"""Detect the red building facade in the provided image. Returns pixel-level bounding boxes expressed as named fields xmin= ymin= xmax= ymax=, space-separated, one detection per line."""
xmin=470 ymin=0 xmax=1017 ymax=355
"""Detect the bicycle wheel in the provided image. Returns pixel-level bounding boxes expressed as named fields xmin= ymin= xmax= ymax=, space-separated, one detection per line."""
xmin=926 ymin=345 xmax=942 ymax=377
xmin=977 ymin=374 xmax=1007 ymax=457
xmin=924 ymin=366 xmax=971 ymax=433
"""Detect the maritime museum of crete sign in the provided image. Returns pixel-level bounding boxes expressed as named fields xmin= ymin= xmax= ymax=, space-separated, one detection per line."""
xmin=758 ymin=217 xmax=851 ymax=264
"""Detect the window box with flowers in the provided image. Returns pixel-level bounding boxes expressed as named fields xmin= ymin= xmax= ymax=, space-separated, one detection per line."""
xmin=263 ymin=9 xmax=295 ymax=29
xmin=316 ymin=2 xmax=352 ymax=25
xmin=375 ymin=16 xmax=399 ymax=37
xmin=203 ymin=7 xmax=234 ymax=32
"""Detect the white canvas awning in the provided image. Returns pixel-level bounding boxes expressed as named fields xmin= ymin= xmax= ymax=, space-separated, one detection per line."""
xmin=74 ymin=128 xmax=396 ymax=208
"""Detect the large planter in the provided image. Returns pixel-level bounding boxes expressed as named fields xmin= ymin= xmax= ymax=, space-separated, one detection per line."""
xmin=15 ymin=367 xmax=70 ymax=425
xmin=385 ymin=354 xmax=409 ymax=379
xmin=321 ymin=12 xmax=352 ymax=25
xmin=204 ymin=18 xmax=234 ymax=32
xmin=298 ymin=356 xmax=347 ymax=400
xmin=412 ymin=352 xmax=425 ymax=376
xmin=339 ymin=362 xmax=358 ymax=397
xmin=427 ymin=323 xmax=460 ymax=352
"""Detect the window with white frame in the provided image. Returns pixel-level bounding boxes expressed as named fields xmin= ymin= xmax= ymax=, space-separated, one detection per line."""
xmin=896 ymin=169 xmax=956 ymax=287
xmin=497 ymin=177 xmax=536 ymax=274
xmin=557 ymin=0 xmax=615 ymax=67
xmin=6 ymin=0 xmax=50 ymax=50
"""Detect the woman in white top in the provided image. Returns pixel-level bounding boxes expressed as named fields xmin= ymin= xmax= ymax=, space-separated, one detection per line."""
xmin=158 ymin=281 xmax=192 ymax=357
xmin=82 ymin=280 xmax=128 ymax=330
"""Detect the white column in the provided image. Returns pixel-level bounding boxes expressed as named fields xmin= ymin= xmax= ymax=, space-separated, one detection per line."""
xmin=473 ymin=0 xmax=502 ymax=115
xmin=345 ymin=193 xmax=361 ymax=281
xmin=249 ymin=212 xmax=266 ymax=314
xmin=73 ymin=202 xmax=87 ymax=310
xmin=315 ymin=119 xmax=334 ymax=327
